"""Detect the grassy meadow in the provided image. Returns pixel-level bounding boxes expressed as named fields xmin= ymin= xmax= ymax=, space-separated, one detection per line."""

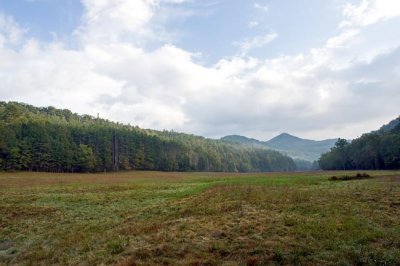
xmin=0 ymin=170 xmax=399 ymax=265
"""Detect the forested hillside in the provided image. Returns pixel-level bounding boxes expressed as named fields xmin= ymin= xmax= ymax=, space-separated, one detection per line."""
xmin=265 ymin=133 xmax=337 ymax=161
xmin=0 ymin=102 xmax=296 ymax=173
xmin=221 ymin=133 xmax=337 ymax=168
xmin=319 ymin=116 xmax=400 ymax=170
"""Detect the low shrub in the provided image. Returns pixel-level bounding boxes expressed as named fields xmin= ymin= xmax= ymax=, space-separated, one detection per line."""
xmin=329 ymin=173 xmax=371 ymax=181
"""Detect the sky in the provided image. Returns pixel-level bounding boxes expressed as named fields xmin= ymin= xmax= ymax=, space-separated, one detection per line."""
xmin=0 ymin=0 xmax=399 ymax=141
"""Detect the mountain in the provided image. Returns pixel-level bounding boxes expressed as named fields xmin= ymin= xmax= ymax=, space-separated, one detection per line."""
xmin=266 ymin=133 xmax=304 ymax=147
xmin=220 ymin=135 xmax=261 ymax=146
xmin=266 ymin=133 xmax=338 ymax=161
xmin=0 ymin=101 xmax=296 ymax=173
xmin=222 ymin=133 xmax=338 ymax=162
xmin=319 ymin=115 xmax=400 ymax=170
xmin=378 ymin=116 xmax=400 ymax=133
xmin=220 ymin=135 xmax=266 ymax=149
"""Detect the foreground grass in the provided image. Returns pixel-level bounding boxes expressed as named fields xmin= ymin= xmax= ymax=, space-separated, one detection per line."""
xmin=0 ymin=171 xmax=399 ymax=265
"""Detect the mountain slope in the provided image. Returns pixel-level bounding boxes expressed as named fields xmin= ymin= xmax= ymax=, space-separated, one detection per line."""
xmin=220 ymin=135 xmax=261 ymax=146
xmin=378 ymin=116 xmax=400 ymax=133
xmin=221 ymin=135 xmax=266 ymax=149
xmin=319 ymin=116 xmax=400 ymax=170
xmin=0 ymin=101 xmax=296 ymax=173
xmin=222 ymin=133 xmax=337 ymax=162
xmin=266 ymin=133 xmax=337 ymax=161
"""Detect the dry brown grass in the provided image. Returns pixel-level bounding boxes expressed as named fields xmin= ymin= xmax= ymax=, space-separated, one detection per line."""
xmin=0 ymin=170 xmax=399 ymax=265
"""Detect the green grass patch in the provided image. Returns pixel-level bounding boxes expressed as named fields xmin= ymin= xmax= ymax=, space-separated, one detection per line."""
xmin=0 ymin=170 xmax=399 ymax=265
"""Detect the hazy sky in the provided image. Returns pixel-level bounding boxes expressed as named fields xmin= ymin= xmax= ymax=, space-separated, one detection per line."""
xmin=0 ymin=0 xmax=399 ymax=140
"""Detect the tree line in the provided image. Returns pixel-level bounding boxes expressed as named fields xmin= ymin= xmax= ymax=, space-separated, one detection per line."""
xmin=319 ymin=118 xmax=400 ymax=170
xmin=0 ymin=102 xmax=296 ymax=173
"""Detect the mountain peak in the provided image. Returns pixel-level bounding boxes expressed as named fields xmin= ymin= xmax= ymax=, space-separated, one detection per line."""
xmin=270 ymin=133 xmax=301 ymax=141
xmin=278 ymin=132 xmax=294 ymax=137
xmin=221 ymin=132 xmax=338 ymax=162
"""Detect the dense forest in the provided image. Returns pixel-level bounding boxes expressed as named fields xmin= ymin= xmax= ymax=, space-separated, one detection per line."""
xmin=319 ymin=117 xmax=400 ymax=170
xmin=0 ymin=102 xmax=296 ymax=173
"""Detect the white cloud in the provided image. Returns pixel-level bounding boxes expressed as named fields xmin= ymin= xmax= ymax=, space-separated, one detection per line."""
xmin=0 ymin=13 xmax=25 ymax=46
xmin=214 ymin=57 xmax=259 ymax=78
xmin=78 ymin=0 xmax=190 ymax=44
xmin=254 ymin=3 xmax=269 ymax=12
xmin=78 ymin=0 xmax=157 ymax=43
xmin=326 ymin=29 xmax=359 ymax=49
xmin=234 ymin=33 xmax=278 ymax=55
xmin=248 ymin=20 xmax=259 ymax=28
xmin=0 ymin=0 xmax=400 ymax=140
xmin=341 ymin=0 xmax=400 ymax=27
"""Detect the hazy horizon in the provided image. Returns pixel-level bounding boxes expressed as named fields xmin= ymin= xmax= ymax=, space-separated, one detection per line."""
xmin=0 ymin=0 xmax=399 ymax=140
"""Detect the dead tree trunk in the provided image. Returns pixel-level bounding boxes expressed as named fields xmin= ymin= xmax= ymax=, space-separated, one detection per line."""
xmin=112 ymin=133 xmax=119 ymax=171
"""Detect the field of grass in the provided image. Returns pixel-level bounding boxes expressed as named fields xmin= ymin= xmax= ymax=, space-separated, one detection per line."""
xmin=0 ymin=170 xmax=399 ymax=265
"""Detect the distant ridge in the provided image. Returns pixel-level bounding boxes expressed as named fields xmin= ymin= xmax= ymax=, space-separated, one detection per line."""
xmin=222 ymin=133 xmax=338 ymax=162
xmin=220 ymin=135 xmax=262 ymax=146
